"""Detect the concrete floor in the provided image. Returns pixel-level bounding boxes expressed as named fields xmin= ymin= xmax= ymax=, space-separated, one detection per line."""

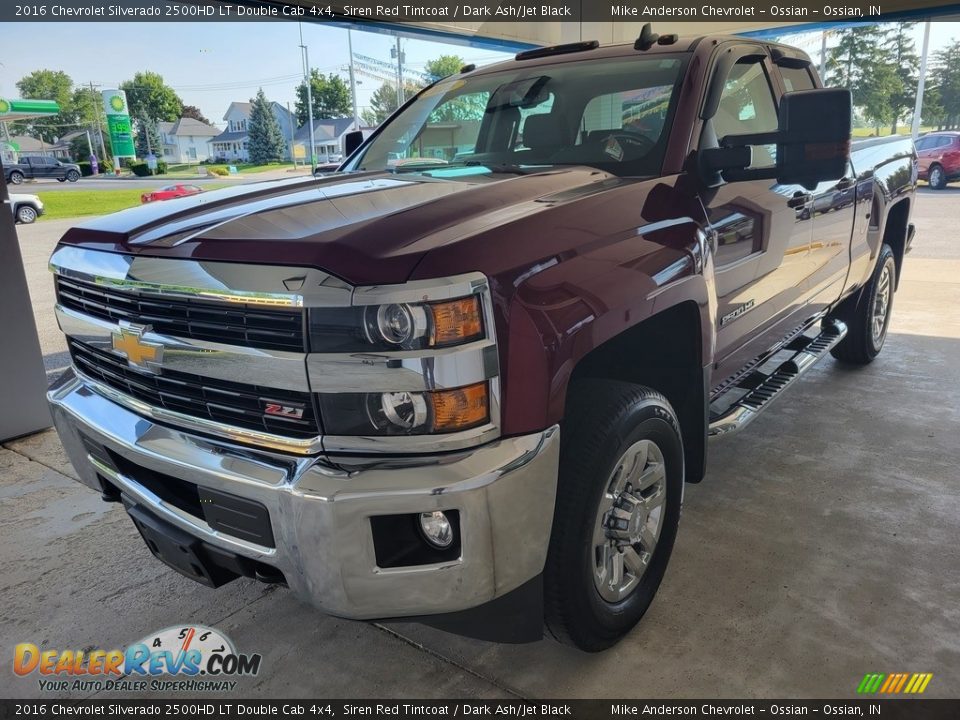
xmin=4 ymin=188 xmax=959 ymax=699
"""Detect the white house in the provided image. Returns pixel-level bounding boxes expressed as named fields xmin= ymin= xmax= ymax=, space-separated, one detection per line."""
xmin=210 ymin=101 xmax=296 ymax=162
xmin=157 ymin=117 xmax=220 ymax=164
xmin=292 ymin=118 xmax=374 ymax=163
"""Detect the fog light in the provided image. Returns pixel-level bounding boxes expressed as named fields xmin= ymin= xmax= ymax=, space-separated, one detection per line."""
xmin=419 ymin=511 xmax=454 ymax=549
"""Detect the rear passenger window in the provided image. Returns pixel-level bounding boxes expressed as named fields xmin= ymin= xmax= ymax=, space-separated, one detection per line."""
xmin=780 ymin=66 xmax=816 ymax=92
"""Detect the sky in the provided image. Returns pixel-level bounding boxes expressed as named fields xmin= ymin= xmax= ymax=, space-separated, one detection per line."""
xmin=1 ymin=20 xmax=958 ymax=132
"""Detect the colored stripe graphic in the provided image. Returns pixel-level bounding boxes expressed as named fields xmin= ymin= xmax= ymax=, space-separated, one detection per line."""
xmin=857 ymin=672 xmax=932 ymax=694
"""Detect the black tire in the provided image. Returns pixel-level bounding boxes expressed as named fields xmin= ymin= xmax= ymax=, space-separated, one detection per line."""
xmin=66 ymin=170 xmax=80 ymax=182
xmin=9 ymin=171 xmax=24 ymax=185
xmin=57 ymin=177 xmax=66 ymax=182
xmin=927 ymin=164 xmax=947 ymax=190
xmin=830 ymin=244 xmax=896 ymax=365
xmin=545 ymin=379 xmax=684 ymax=652
xmin=15 ymin=205 xmax=38 ymax=224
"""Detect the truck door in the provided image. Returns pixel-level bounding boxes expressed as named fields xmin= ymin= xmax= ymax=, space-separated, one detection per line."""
xmin=775 ymin=62 xmax=856 ymax=316
xmin=696 ymin=48 xmax=816 ymax=388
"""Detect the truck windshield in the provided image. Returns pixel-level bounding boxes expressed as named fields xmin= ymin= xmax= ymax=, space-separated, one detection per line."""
xmin=346 ymin=55 xmax=685 ymax=178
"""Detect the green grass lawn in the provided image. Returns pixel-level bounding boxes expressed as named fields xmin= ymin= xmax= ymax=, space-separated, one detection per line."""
xmin=852 ymin=126 xmax=935 ymax=138
xmin=37 ymin=186 xmax=230 ymax=221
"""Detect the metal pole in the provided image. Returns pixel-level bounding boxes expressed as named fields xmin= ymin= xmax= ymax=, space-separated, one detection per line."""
xmin=90 ymin=81 xmax=107 ymax=161
xmin=819 ymin=30 xmax=828 ymax=82
xmin=299 ymin=23 xmax=316 ymax=172
xmin=397 ymin=37 xmax=404 ymax=106
xmin=85 ymin=129 xmax=94 ymax=157
xmin=912 ymin=21 xmax=931 ymax=140
xmin=348 ymin=29 xmax=360 ymax=131
xmin=286 ymin=101 xmax=297 ymax=166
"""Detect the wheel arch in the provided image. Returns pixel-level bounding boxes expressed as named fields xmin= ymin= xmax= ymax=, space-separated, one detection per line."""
xmin=565 ymin=301 xmax=708 ymax=483
xmin=881 ymin=197 xmax=911 ymax=290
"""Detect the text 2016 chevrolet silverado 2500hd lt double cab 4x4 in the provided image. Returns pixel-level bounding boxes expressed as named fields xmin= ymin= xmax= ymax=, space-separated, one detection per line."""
xmin=47 ymin=30 xmax=916 ymax=651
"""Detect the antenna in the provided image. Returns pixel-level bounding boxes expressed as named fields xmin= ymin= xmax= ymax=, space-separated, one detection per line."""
xmin=634 ymin=23 xmax=659 ymax=51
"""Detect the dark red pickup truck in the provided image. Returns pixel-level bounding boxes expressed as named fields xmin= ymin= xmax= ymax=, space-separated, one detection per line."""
xmin=48 ymin=32 xmax=916 ymax=651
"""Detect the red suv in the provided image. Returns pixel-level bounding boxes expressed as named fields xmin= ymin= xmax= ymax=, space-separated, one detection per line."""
xmin=916 ymin=131 xmax=960 ymax=189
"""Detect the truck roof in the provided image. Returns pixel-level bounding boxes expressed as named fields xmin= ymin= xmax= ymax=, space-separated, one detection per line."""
xmin=461 ymin=34 xmax=812 ymax=78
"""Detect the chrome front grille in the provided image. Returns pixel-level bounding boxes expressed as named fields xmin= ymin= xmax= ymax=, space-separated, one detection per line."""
xmin=69 ymin=340 xmax=319 ymax=440
xmin=56 ymin=276 xmax=306 ymax=352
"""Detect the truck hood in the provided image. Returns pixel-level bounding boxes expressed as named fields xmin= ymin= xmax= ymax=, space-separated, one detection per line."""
xmin=58 ymin=168 xmax=619 ymax=285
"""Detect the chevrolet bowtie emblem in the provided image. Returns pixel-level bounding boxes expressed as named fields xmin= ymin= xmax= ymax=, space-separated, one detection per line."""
xmin=111 ymin=324 xmax=163 ymax=373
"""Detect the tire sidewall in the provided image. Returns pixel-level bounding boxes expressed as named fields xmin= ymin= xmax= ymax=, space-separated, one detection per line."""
xmin=866 ymin=250 xmax=896 ymax=356
xmin=562 ymin=398 xmax=684 ymax=645
xmin=929 ymin=165 xmax=945 ymax=190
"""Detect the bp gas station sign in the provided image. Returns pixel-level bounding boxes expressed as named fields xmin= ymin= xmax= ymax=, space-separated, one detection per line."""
xmin=102 ymin=90 xmax=136 ymax=166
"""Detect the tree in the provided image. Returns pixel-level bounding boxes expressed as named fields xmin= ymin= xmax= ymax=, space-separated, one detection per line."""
xmin=424 ymin=55 xmax=465 ymax=81
xmin=13 ymin=69 xmax=75 ymax=142
xmin=136 ymin=116 xmax=162 ymax=158
xmin=929 ymin=40 xmax=960 ymax=129
xmin=247 ymin=88 xmax=286 ymax=164
xmin=295 ymin=70 xmax=351 ymax=125
xmin=181 ymin=105 xmax=212 ymax=125
xmin=882 ymin=23 xmax=919 ymax=134
xmin=120 ymin=71 xmax=183 ymax=124
xmin=360 ymin=80 xmax=423 ymax=126
xmin=826 ymin=27 xmax=898 ymax=133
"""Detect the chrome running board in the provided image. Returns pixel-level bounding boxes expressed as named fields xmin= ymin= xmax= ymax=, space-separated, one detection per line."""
xmin=708 ymin=319 xmax=848 ymax=438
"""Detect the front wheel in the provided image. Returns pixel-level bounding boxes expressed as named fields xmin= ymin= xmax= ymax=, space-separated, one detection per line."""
xmin=545 ymin=380 xmax=683 ymax=652
xmin=16 ymin=206 xmax=38 ymax=224
xmin=66 ymin=170 xmax=80 ymax=182
xmin=830 ymin=244 xmax=896 ymax=365
xmin=9 ymin=171 xmax=24 ymax=185
xmin=928 ymin=164 xmax=947 ymax=190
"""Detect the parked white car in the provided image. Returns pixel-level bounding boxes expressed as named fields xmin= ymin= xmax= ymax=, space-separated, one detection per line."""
xmin=9 ymin=193 xmax=44 ymax=224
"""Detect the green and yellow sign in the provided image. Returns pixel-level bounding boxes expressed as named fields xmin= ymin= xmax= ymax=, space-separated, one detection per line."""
xmin=101 ymin=89 xmax=136 ymax=158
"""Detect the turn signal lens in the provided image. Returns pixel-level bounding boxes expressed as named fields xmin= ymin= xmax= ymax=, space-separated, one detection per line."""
xmin=429 ymin=382 xmax=489 ymax=432
xmin=428 ymin=296 xmax=483 ymax=347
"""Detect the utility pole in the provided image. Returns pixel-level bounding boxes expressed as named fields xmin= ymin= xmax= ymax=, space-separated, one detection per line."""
xmin=89 ymin=81 xmax=107 ymax=161
xmin=392 ymin=36 xmax=404 ymax=107
xmin=85 ymin=129 xmax=94 ymax=157
xmin=286 ymin=101 xmax=297 ymax=166
xmin=912 ymin=21 xmax=932 ymax=140
xmin=348 ymin=29 xmax=360 ymax=132
xmin=299 ymin=23 xmax=317 ymax=172
xmin=819 ymin=31 xmax=828 ymax=82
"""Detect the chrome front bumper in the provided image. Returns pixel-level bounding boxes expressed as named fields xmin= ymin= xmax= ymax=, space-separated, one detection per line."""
xmin=48 ymin=369 xmax=560 ymax=619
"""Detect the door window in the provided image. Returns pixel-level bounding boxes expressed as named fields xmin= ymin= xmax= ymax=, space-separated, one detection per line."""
xmin=780 ymin=65 xmax=816 ymax=92
xmin=713 ymin=60 xmax=779 ymax=169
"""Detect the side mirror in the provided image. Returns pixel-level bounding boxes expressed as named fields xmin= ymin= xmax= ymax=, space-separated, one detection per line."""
xmin=343 ymin=130 xmax=364 ymax=158
xmin=776 ymin=88 xmax=851 ymax=187
xmin=700 ymin=88 xmax=852 ymax=190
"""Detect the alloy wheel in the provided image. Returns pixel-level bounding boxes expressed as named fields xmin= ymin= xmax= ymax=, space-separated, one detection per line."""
xmin=592 ymin=439 xmax=667 ymax=602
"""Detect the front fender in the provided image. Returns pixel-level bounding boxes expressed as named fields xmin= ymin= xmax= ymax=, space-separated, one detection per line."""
xmin=497 ymin=218 xmax=715 ymax=436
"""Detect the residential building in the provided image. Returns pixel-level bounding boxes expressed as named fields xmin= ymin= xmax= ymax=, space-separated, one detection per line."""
xmin=158 ymin=117 xmax=221 ymax=164
xmin=293 ymin=118 xmax=374 ymax=163
xmin=7 ymin=134 xmax=71 ymax=160
xmin=210 ymin=101 xmax=296 ymax=162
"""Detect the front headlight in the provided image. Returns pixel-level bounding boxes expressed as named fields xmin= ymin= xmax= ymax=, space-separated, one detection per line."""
xmin=308 ymin=295 xmax=484 ymax=352
xmin=318 ymin=382 xmax=490 ymax=436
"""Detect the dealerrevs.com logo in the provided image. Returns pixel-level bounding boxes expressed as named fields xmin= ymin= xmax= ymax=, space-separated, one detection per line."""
xmin=14 ymin=625 xmax=262 ymax=693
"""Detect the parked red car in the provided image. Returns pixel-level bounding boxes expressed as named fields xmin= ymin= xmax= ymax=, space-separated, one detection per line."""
xmin=140 ymin=184 xmax=204 ymax=203
xmin=916 ymin=131 xmax=960 ymax=189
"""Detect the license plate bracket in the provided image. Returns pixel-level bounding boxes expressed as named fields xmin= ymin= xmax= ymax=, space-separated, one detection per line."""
xmin=124 ymin=501 xmax=239 ymax=588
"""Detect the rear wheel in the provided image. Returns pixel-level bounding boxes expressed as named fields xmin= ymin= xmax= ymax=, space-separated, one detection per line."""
xmin=545 ymin=380 xmax=683 ymax=652
xmin=928 ymin=164 xmax=946 ymax=190
xmin=9 ymin=171 xmax=24 ymax=185
xmin=16 ymin=205 xmax=38 ymax=224
xmin=830 ymin=244 xmax=896 ymax=365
